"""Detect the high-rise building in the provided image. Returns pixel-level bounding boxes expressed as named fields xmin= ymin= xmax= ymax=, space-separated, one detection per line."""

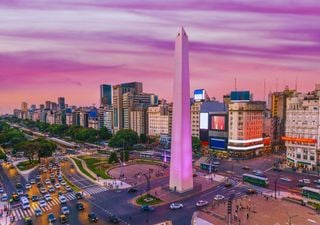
xmin=98 ymin=106 xmax=113 ymax=133
xmin=58 ymin=97 xmax=65 ymax=110
xmin=191 ymin=101 xmax=202 ymax=138
xmin=112 ymin=82 xmax=147 ymax=133
xmin=227 ymin=100 xmax=266 ymax=158
xmin=100 ymin=84 xmax=112 ymax=106
xmin=45 ymin=101 xmax=51 ymax=109
xmin=148 ymin=104 xmax=171 ymax=136
xmin=284 ymin=84 xmax=320 ymax=171
xmin=130 ymin=106 xmax=148 ymax=136
xmin=169 ymin=27 xmax=193 ymax=193
xmin=80 ymin=111 xmax=89 ymax=128
xmin=21 ymin=102 xmax=28 ymax=119
xmin=268 ymin=87 xmax=295 ymax=151
xmin=39 ymin=104 xmax=45 ymax=111
xmin=51 ymin=102 xmax=58 ymax=111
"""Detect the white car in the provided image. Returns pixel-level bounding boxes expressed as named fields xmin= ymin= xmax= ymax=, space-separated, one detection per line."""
xmin=170 ymin=202 xmax=183 ymax=209
xmin=40 ymin=187 xmax=47 ymax=194
xmin=196 ymin=200 xmax=208 ymax=207
xmin=25 ymin=183 xmax=32 ymax=189
xmin=54 ymin=183 xmax=61 ymax=189
xmin=213 ymin=161 xmax=220 ymax=165
xmin=39 ymin=200 xmax=47 ymax=208
xmin=60 ymin=180 xmax=66 ymax=186
xmin=280 ymin=177 xmax=292 ymax=182
xmin=61 ymin=206 xmax=70 ymax=215
xmin=214 ymin=195 xmax=225 ymax=201
xmin=299 ymin=179 xmax=311 ymax=184
xmin=44 ymin=194 xmax=52 ymax=201
xmin=59 ymin=195 xmax=67 ymax=204
xmin=30 ymin=179 xmax=36 ymax=184
xmin=48 ymin=186 xmax=55 ymax=193
xmin=45 ymin=179 xmax=51 ymax=185
xmin=314 ymin=179 xmax=320 ymax=184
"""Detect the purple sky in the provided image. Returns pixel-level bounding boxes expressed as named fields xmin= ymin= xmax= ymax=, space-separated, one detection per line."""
xmin=0 ymin=0 xmax=320 ymax=114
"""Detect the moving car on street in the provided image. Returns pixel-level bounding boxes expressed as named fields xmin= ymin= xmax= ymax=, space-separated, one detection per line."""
xmin=34 ymin=208 xmax=42 ymax=216
xmin=76 ymin=202 xmax=84 ymax=210
xmin=196 ymin=200 xmax=208 ymax=207
xmin=59 ymin=195 xmax=67 ymax=204
xmin=61 ymin=206 xmax=70 ymax=215
xmin=60 ymin=214 xmax=69 ymax=224
xmin=48 ymin=213 xmax=56 ymax=223
xmin=280 ymin=177 xmax=292 ymax=182
xmin=169 ymin=202 xmax=183 ymax=209
xmin=214 ymin=195 xmax=225 ymax=201
xmin=88 ymin=212 xmax=98 ymax=222
xmin=108 ymin=215 xmax=120 ymax=224
xmin=141 ymin=205 xmax=155 ymax=212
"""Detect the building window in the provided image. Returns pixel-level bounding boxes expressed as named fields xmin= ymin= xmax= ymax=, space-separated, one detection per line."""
xmin=296 ymin=154 xmax=301 ymax=159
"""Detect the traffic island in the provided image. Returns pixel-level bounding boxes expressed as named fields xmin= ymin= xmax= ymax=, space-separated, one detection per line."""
xmin=136 ymin=194 xmax=163 ymax=205
xmin=14 ymin=159 xmax=40 ymax=180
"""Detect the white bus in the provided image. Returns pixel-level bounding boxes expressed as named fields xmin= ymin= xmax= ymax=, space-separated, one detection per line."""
xmin=20 ymin=196 xmax=30 ymax=209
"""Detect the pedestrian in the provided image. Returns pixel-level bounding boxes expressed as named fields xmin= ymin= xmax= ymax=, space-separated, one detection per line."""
xmin=247 ymin=213 xmax=249 ymax=219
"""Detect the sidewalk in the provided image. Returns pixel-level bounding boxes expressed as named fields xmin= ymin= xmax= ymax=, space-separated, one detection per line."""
xmin=0 ymin=201 xmax=14 ymax=225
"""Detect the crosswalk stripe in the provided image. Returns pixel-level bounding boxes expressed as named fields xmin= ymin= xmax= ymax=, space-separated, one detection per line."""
xmin=52 ymin=198 xmax=60 ymax=205
xmin=12 ymin=210 xmax=20 ymax=220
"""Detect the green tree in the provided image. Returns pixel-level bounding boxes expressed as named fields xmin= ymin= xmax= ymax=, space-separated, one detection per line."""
xmin=192 ymin=137 xmax=201 ymax=152
xmin=108 ymin=152 xmax=119 ymax=164
xmin=23 ymin=142 xmax=39 ymax=163
xmin=139 ymin=134 xmax=147 ymax=143
xmin=120 ymin=150 xmax=129 ymax=162
xmin=99 ymin=127 xmax=112 ymax=140
xmin=108 ymin=129 xmax=139 ymax=149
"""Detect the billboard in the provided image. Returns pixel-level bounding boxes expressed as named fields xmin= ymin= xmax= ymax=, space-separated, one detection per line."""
xmin=194 ymin=89 xmax=205 ymax=101
xmin=211 ymin=115 xmax=226 ymax=131
xmin=230 ymin=91 xmax=250 ymax=101
xmin=200 ymin=113 xmax=208 ymax=129
xmin=210 ymin=137 xmax=227 ymax=150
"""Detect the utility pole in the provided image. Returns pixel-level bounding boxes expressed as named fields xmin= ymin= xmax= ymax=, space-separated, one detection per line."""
xmin=227 ymin=194 xmax=235 ymax=225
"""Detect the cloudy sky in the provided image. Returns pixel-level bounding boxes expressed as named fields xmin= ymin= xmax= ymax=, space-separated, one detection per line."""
xmin=0 ymin=0 xmax=320 ymax=113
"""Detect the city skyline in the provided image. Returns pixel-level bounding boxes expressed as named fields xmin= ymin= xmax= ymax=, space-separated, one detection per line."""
xmin=1 ymin=0 xmax=320 ymax=114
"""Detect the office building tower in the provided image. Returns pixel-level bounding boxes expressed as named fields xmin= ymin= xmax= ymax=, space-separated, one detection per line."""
xmin=58 ymin=97 xmax=65 ymax=110
xmin=100 ymin=84 xmax=112 ymax=106
xmin=284 ymin=84 xmax=320 ymax=171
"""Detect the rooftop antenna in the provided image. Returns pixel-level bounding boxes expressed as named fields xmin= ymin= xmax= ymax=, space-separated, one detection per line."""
xmin=234 ymin=77 xmax=237 ymax=91
xmin=264 ymin=79 xmax=266 ymax=101
xmin=276 ymin=78 xmax=278 ymax=92
xmin=295 ymin=76 xmax=298 ymax=91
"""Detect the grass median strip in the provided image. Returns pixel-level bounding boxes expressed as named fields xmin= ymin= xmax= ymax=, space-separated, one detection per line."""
xmin=136 ymin=194 xmax=162 ymax=205
xmin=16 ymin=160 xmax=39 ymax=171
xmin=71 ymin=157 xmax=96 ymax=180
xmin=62 ymin=174 xmax=80 ymax=192
xmin=78 ymin=156 xmax=111 ymax=179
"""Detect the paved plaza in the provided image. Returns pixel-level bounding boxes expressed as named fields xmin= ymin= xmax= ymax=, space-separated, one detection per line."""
xmin=108 ymin=163 xmax=168 ymax=185
xmin=197 ymin=195 xmax=320 ymax=225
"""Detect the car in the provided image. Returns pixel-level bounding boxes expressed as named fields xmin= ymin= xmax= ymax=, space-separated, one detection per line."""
xmin=246 ymin=188 xmax=257 ymax=195
xmin=16 ymin=183 xmax=23 ymax=189
xmin=36 ymin=175 xmax=41 ymax=181
xmin=108 ymin=215 xmax=120 ymax=224
xmin=39 ymin=200 xmax=47 ymax=208
xmin=0 ymin=187 xmax=3 ymax=194
xmin=75 ymin=192 xmax=83 ymax=199
xmin=44 ymin=194 xmax=52 ymax=201
xmin=45 ymin=179 xmax=51 ymax=185
xmin=48 ymin=186 xmax=55 ymax=193
xmin=42 ymin=168 xmax=48 ymax=173
xmin=141 ymin=205 xmax=155 ymax=212
xmin=1 ymin=194 xmax=8 ymax=201
xmin=58 ymin=191 xmax=63 ymax=196
xmin=50 ymin=178 xmax=56 ymax=184
xmin=280 ymin=177 xmax=292 ymax=182
xmin=76 ymin=202 xmax=84 ymax=210
xmin=30 ymin=179 xmax=36 ymax=184
xmin=212 ymin=161 xmax=220 ymax=165
xmin=50 ymin=173 xmax=55 ymax=178
xmin=224 ymin=181 xmax=233 ymax=187
xmin=32 ymin=195 xmax=39 ymax=202
xmin=196 ymin=200 xmax=208 ymax=207
xmin=214 ymin=195 xmax=225 ymax=201
xmin=48 ymin=213 xmax=56 ymax=223
xmin=10 ymin=193 xmax=20 ymax=202
xmin=88 ymin=213 xmax=98 ymax=222
xmin=54 ymin=183 xmax=61 ymax=189
xmin=58 ymin=176 xmax=63 ymax=182
xmin=272 ymin=167 xmax=282 ymax=172
xmin=313 ymin=179 xmax=320 ymax=184
xmin=61 ymin=206 xmax=70 ymax=215
xmin=169 ymin=202 xmax=183 ymax=209
xmin=59 ymin=195 xmax=67 ymax=204
xmin=17 ymin=189 xmax=24 ymax=196
xmin=127 ymin=188 xmax=138 ymax=194
xmin=25 ymin=183 xmax=31 ymax=189
xmin=24 ymin=217 xmax=33 ymax=225
xmin=59 ymin=214 xmax=69 ymax=224
xmin=60 ymin=180 xmax=66 ymax=186
xmin=34 ymin=208 xmax=42 ymax=216
xmin=65 ymin=185 xmax=72 ymax=192
xmin=36 ymin=182 xmax=42 ymax=188
xmin=299 ymin=179 xmax=311 ymax=184
xmin=242 ymin=166 xmax=250 ymax=170
xmin=40 ymin=187 xmax=47 ymax=194
xmin=52 ymin=166 xmax=57 ymax=170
